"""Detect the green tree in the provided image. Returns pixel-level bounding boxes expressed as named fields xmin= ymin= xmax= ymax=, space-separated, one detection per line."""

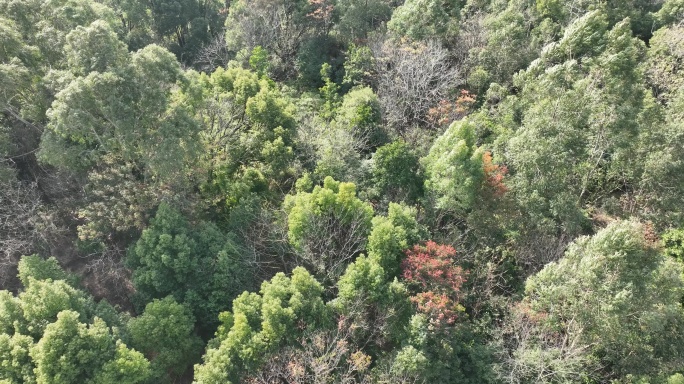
xmin=0 ymin=256 xmax=151 ymax=384
xmin=64 ymin=20 xmax=127 ymax=75
xmin=370 ymin=140 xmax=424 ymax=207
xmin=17 ymin=255 xmax=74 ymax=288
xmin=388 ymin=0 xmax=460 ymax=41
xmin=18 ymin=278 xmax=91 ymax=337
xmin=632 ymin=89 xmax=684 ymax=227
xmin=283 ymin=176 xmax=374 ymax=283
xmin=127 ymin=203 xmax=249 ymax=332
xmin=193 ymin=267 xmax=328 ymax=384
xmin=514 ymin=221 xmax=684 ymax=379
xmin=334 ymin=86 xmax=385 ymax=152
xmin=30 ymin=311 xmax=149 ymax=384
xmin=644 ymin=24 xmax=684 ymax=103
xmin=423 ymin=119 xmax=485 ymax=213
xmin=182 ymin=66 xmax=296 ymax=209
xmin=336 ymin=0 xmax=391 ymax=41
xmin=499 ymin=12 xmax=647 ymax=235
xmin=40 ymin=44 xmax=200 ymax=178
xmin=0 ymin=333 xmax=35 ymax=384
xmin=128 ymin=297 xmax=203 ymax=381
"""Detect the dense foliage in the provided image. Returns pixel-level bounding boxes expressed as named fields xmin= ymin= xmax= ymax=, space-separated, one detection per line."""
xmin=1 ymin=0 xmax=684 ymax=382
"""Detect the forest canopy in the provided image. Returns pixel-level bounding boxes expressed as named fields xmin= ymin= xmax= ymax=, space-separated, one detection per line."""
xmin=1 ymin=0 xmax=684 ymax=383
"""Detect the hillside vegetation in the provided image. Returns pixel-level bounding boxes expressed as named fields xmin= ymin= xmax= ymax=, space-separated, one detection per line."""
xmin=1 ymin=0 xmax=684 ymax=382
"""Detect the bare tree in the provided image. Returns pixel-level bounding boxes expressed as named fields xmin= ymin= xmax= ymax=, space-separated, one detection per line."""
xmin=246 ymin=322 xmax=372 ymax=384
xmin=294 ymin=207 xmax=371 ymax=286
xmin=194 ymin=33 xmax=231 ymax=73
xmin=81 ymin=245 xmax=135 ymax=307
xmin=372 ymin=38 xmax=461 ymax=136
xmin=0 ymin=177 xmax=43 ymax=287
xmin=493 ymin=302 xmax=601 ymax=384
xmin=512 ymin=230 xmax=573 ymax=276
xmin=231 ymin=206 xmax=294 ymax=281
xmin=225 ymin=0 xmax=326 ymax=79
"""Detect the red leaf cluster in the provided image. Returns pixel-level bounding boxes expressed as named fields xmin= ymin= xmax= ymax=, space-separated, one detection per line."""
xmin=401 ymin=241 xmax=468 ymax=327
xmin=427 ymin=90 xmax=477 ymax=127
xmin=483 ymin=151 xmax=508 ymax=198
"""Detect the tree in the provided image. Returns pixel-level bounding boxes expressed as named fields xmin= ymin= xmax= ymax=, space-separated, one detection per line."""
xmin=18 ymin=278 xmax=92 ymax=338
xmin=632 ymin=88 xmax=684 ymax=227
xmin=644 ymin=24 xmax=684 ymax=103
xmin=127 ymin=203 xmax=249 ymax=332
xmin=244 ymin=328 xmax=373 ymax=384
xmin=373 ymin=39 xmax=461 ymax=137
xmin=499 ymin=12 xmax=647 ymax=236
xmin=182 ymin=66 xmax=297 ymax=209
xmin=128 ymin=297 xmax=203 ymax=381
xmin=423 ymin=119 xmax=485 ymax=214
xmin=64 ymin=20 xmax=128 ymax=75
xmin=387 ymin=0 xmax=460 ymax=42
xmin=335 ymin=0 xmax=391 ymax=42
xmin=194 ymin=267 xmax=328 ymax=384
xmin=283 ymin=176 xmax=374 ymax=284
xmin=17 ymin=255 xmax=74 ymax=288
xmin=401 ymin=242 xmax=467 ymax=328
xmin=223 ymin=0 xmax=325 ymax=79
xmin=505 ymin=221 xmax=684 ymax=380
xmin=368 ymin=140 xmax=423 ymax=208
xmin=40 ymin=44 xmax=200 ymax=178
xmin=0 ymin=332 xmax=35 ymax=384
xmin=106 ymin=0 xmax=226 ymax=64
xmin=334 ymin=86 xmax=385 ymax=152
xmin=31 ymin=311 xmax=150 ymax=384
xmin=0 ymin=256 xmax=152 ymax=384
xmin=332 ymin=203 xmax=422 ymax=351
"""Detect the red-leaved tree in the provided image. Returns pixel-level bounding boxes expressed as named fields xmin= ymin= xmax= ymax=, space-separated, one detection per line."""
xmin=401 ymin=241 xmax=467 ymax=327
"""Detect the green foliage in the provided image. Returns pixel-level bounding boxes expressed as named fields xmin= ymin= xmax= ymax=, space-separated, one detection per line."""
xmin=128 ymin=297 xmax=203 ymax=381
xmin=0 ymin=256 xmax=152 ymax=384
xmin=0 ymin=333 xmax=35 ymax=384
xmin=342 ymin=44 xmax=374 ymax=88
xmin=335 ymin=86 xmax=385 ymax=151
xmin=284 ymin=177 xmax=374 ymax=282
xmin=497 ymin=12 xmax=650 ymax=234
xmin=17 ymin=255 xmax=73 ymax=288
xmin=194 ymin=267 xmax=328 ymax=383
xmin=336 ymin=0 xmax=392 ymax=41
xmin=423 ymin=119 xmax=485 ymax=213
xmin=634 ymin=89 xmax=684 ymax=227
xmin=127 ymin=203 xmax=249 ymax=332
xmin=319 ymin=62 xmax=341 ymax=120
xmin=366 ymin=203 xmax=426 ymax=275
xmin=523 ymin=221 xmax=684 ymax=378
xmin=187 ymin=66 xmax=296 ymax=208
xmin=657 ymin=0 xmax=684 ymax=26
xmin=397 ymin=313 xmax=495 ymax=384
xmin=663 ymin=228 xmax=684 ymax=262
xmin=31 ymin=311 xmax=149 ymax=384
xmin=19 ymin=278 xmax=92 ymax=337
xmin=645 ymin=24 xmax=684 ymax=103
xmin=370 ymin=140 xmax=424 ymax=206
xmin=40 ymin=44 xmax=200 ymax=179
xmin=249 ymin=46 xmax=270 ymax=77
xmin=64 ymin=20 xmax=127 ymax=75
xmin=388 ymin=0 xmax=461 ymax=41
xmin=95 ymin=341 xmax=152 ymax=384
